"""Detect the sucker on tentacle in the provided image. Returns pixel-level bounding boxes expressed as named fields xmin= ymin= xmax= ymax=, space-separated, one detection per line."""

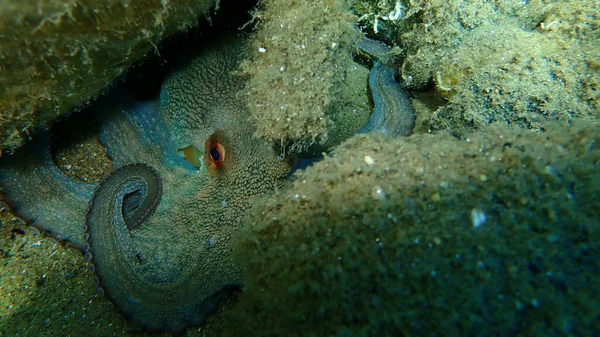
xmin=86 ymin=163 xmax=162 ymax=234
xmin=0 ymin=131 xmax=95 ymax=249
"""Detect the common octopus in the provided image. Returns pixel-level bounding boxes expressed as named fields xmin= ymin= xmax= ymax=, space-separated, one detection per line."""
xmin=0 ymin=35 xmax=415 ymax=332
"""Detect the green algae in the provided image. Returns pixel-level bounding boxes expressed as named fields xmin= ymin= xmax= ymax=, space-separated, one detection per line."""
xmin=227 ymin=121 xmax=600 ymax=336
xmin=0 ymin=0 xmax=599 ymax=336
xmin=0 ymin=211 xmax=232 ymax=337
xmin=244 ymin=0 xmax=600 ymax=150
xmin=351 ymin=0 xmax=600 ymax=136
xmin=0 ymin=0 xmax=217 ymax=154
xmin=240 ymin=0 xmax=366 ymax=153
xmin=0 ymin=216 xmax=127 ymax=337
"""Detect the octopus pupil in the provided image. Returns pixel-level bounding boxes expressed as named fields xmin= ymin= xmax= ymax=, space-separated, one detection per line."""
xmin=210 ymin=146 xmax=221 ymax=162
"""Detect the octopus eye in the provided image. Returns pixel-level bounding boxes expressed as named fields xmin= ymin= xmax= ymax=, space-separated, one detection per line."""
xmin=207 ymin=142 xmax=225 ymax=167
xmin=204 ymin=132 xmax=226 ymax=169
xmin=210 ymin=145 xmax=222 ymax=162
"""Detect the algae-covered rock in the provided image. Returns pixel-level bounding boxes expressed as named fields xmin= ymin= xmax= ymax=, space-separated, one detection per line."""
xmin=352 ymin=0 xmax=600 ymax=136
xmin=1 ymin=0 xmax=598 ymax=335
xmin=229 ymin=123 xmax=600 ymax=336
xmin=240 ymin=0 xmax=366 ymax=153
xmin=0 ymin=0 xmax=217 ymax=153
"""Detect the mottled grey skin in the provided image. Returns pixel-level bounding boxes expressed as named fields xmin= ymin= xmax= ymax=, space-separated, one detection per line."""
xmin=0 ymin=36 xmax=291 ymax=333
xmin=85 ymin=37 xmax=291 ymax=332
xmin=160 ymin=40 xmax=249 ymax=150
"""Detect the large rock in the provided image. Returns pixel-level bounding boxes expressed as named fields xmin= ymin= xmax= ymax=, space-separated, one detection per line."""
xmin=0 ymin=0 xmax=216 ymax=153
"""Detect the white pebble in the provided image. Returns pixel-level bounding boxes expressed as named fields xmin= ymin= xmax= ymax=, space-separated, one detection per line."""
xmin=373 ymin=185 xmax=386 ymax=201
xmin=471 ymin=208 xmax=487 ymax=228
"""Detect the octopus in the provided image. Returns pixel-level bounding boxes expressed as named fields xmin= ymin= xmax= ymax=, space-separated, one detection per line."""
xmin=0 ymin=35 xmax=415 ymax=333
xmin=0 ymin=36 xmax=291 ymax=332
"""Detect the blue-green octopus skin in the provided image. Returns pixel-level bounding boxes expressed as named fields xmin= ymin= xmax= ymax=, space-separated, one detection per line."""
xmin=86 ymin=38 xmax=291 ymax=332
xmin=357 ymin=37 xmax=416 ymax=136
xmin=0 ymin=37 xmax=291 ymax=333
xmin=0 ymin=133 xmax=95 ymax=246
xmin=358 ymin=61 xmax=416 ymax=136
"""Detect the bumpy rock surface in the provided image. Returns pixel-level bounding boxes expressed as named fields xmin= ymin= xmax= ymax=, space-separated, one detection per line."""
xmin=0 ymin=0 xmax=216 ymax=153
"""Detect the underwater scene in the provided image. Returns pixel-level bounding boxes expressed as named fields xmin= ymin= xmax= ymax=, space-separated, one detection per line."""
xmin=0 ymin=0 xmax=598 ymax=336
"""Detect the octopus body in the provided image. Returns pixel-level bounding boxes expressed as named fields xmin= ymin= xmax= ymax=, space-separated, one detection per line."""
xmin=0 ymin=34 xmax=415 ymax=332
xmin=0 ymin=37 xmax=291 ymax=332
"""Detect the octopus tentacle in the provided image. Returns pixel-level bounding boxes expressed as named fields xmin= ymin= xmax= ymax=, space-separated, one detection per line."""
xmin=358 ymin=60 xmax=416 ymax=136
xmin=81 ymin=37 xmax=291 ymax=332
xmin=0 ymin=132 xmax=94 ymax=248
xmin=356 ymin=36 xmax=416 ymax=136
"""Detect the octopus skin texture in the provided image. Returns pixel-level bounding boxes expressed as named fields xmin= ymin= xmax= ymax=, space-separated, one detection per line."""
xmin=0 ymin=37 xmax=291 ymax=332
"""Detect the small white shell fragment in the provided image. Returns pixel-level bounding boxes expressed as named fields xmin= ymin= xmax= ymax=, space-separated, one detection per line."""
xmin=373 ymin=185 xmax=386 ymax=201
xmin=258 ymin=47 xmax=266 ymax=53
xmin=471 ymin=208 xmax=487 ymax=228
xmin=364 ymin=155 xmax=375 ymax=166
